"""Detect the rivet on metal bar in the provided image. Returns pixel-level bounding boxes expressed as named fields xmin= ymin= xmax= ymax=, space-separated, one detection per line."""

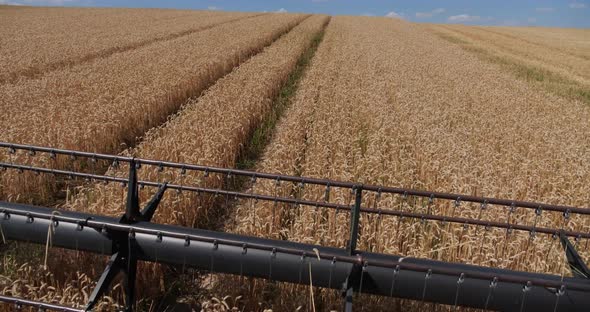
xmin=298 ymin=253 xmax=306 ymax=284
xmin=269 ymin=248 xmax=277 ymax=280
xmin=358 ymin=261 xmax=368 ymax=295
xmin=520 ymin=281 xmax=532 ymax=312
xmin=329 ymin=257 xmax=336 ymax=289
xmin=553 ymin=285 xmax=565 ymax=312
xmin=421 ymin=269 xmax=433 ymax=301
xmin=454 ymin=273 xmax=465 ymax=308
xmin=390 ymin=265 xmax=400 ymax=296
xmin=484 ymin=277 xmax=498 ymax=310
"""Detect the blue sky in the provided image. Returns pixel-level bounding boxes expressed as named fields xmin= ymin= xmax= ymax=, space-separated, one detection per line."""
xmin=2 ymin=0 xmax=589 ymax=28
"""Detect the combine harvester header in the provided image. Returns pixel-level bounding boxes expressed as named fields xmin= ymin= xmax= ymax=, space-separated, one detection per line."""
xmin=0 ymin=142 xmax=589 ymax=311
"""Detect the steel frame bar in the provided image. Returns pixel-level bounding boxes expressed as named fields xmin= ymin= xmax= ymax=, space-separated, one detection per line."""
xmin=1 ymin=142 xmax=589 ymax=215
xmin=1 ymin=202 xmax=590 ymax=312
xmin=1 ymin=161 xmax=588 ymax=240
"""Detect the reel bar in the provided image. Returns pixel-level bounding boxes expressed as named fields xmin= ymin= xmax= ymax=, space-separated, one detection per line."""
xmin=1 ymin=142 xmax=589 ymax=215
xmin=1 ymin=161 xmax=588 ymax=239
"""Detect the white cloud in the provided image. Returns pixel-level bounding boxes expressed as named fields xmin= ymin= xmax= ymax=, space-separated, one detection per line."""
xmin=11 ymin=0 xmax=82 ymax=5
xmin=447 ymin=14 xmax=494 ymax=23
xmin=569 ymin=2 xmax=587 ymax=8
xmin=535 ymin=7 xmax=554 ymax=12
xmin=275 ymin=8 xmax=287 ymax=13
xmin=448 ymin=14 xmax=481 ymax=22
xmin=207 ymin=6 xmax=220 ymax=11
xmin=416 ymin=8 xmax=446 ymax=18
xmin=527 ymin=17 xmax=537 ymax=23
xmin=385 ymin=11 xmax=404 ymax=19
xmin=0 ymin=0 xmax=23 ymax=4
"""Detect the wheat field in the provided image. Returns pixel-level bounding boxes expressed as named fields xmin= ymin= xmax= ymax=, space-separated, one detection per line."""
xmin=1 ymin=5 xmax=589 ymax=312
xmin=0 ymin=12 xmax=306 ymax=203
xmin=425 ymin=24 xmax=590 ymax=106
xmin=0 ymin=6 xmax=257 ymax=84
xmin=230 ymin=15 xmax=590 ymax=310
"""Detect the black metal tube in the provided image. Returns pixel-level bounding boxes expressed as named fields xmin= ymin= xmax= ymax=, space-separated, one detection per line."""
xmin=2 ymin=142 xmax=589 ymax=215
xmin=1 ymin=202 xmax=589 ymax=311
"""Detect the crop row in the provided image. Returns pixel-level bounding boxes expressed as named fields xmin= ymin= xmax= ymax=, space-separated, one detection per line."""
xmin=0 ymin=7 xmax=257 ymax=84
xmin=1 ymin=15 xmax=329 ymax=308
xmin=231 ymin=16 xmax=590 ymax=309
xmin=0 ymin=13 xmax=306 ymax=203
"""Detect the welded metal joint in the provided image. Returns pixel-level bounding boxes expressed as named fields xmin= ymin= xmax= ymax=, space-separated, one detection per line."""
xmin=341 ymin=256 xmax=364 ymax=312
xmin=86 ymin=158 xmax=168 ymax=312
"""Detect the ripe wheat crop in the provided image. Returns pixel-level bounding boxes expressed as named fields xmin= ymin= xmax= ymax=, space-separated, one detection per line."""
xmin=230 ymin=16 xmax=590 ymax=310
xmin=425 ymin=24 xmax=590 ymax=106
xmin=0 ymin=6 xmax=256 ymax=84
xmin=66 ymin=15 xmax=328 ymax=228
xmin=0 ymin=14 xmax=328 ymax=310
xmin=0 ymin=13 xmax=306 ymax=204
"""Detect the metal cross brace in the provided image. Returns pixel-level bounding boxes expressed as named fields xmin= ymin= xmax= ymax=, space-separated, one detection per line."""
xmin=343 ymin=184 xmax=363 ymax=312
xmin=559 ymin=232 xmax=590 ymax=279
xmin=86 ymin=159 xmax=168 ymax=311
